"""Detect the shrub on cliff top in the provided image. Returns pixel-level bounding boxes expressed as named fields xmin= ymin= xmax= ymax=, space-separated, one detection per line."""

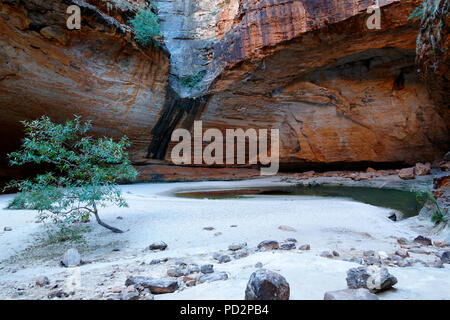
xmin=5 ymin=115 xmax=138 ymax=235
xmin=128 ymin=7 xmax=161 ymax=46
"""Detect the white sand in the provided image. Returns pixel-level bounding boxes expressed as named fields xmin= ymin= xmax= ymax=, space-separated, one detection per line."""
xmin=0 ymin=178 xmax=448 ymax=300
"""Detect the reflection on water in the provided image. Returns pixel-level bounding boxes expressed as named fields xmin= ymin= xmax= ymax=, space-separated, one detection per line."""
xmin=176 ymin=185 xmax=422 ymax=218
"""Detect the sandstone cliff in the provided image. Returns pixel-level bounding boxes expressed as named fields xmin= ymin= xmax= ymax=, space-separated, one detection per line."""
xmin=0 ymin=0 xmax=448 ymax=182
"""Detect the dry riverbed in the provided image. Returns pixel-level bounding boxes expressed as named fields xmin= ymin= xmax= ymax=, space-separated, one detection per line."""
xmin=0 ymin=177 xmax=449 ymax=300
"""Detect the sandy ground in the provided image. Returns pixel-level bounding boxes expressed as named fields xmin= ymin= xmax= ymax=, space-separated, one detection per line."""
xmin=0 ymin=177 xmax=449 ymax=300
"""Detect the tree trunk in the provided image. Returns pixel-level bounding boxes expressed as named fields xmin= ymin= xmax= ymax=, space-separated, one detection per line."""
xmin=92 ymin=202 xmax=124 ymax=233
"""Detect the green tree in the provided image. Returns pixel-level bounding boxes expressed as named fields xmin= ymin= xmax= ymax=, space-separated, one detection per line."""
xmin=128 ymin=7 xmax=161 ymax=46
xmin=6 ymin=115 xmax=138 ymax=233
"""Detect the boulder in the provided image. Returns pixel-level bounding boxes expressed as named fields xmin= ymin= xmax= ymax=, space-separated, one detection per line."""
xmin=398 ymin=167 xmax=415 ymax=180
xmin=280 ymin=242 xmax=296 ymax=250
xmin=148 ymin=241 xmax=168 ymax=251
xmin=200 ymin=264 xmax=214 ymax=274
xmin=35 ymin=276 xmax=50 ymax=287
xmin=324 ymin=288 xmax=379 ymax=300
xmin=257 ymin=240 xmax=279 ymax=250
xmin=125 ymin=277 xmax=178 ymax=294
xmin=61 ymin=248 xmax=81 ymax=267
xmin=228 ymin=242 xmax=247 ymax=251
xmin=198 ymin=272 xmax=228 ymax=284
xmin=413 ymin=236 xmax=432 ymax=246
xmin=441 ymin=251 xmax=450 ymax=264
xmin=346 ymin=266 xmax=397 ymax=293
xmin=415 ymin=163 xmax=431 ymax=176
xmin=245 ymin=269 xmax=290 ymax=300
xmin=218 ymin=255 xmax=231 ymax=263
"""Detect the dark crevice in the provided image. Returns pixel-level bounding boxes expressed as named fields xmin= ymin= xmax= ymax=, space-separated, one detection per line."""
xmin=146 ymin=86 xmax=208 ymax=159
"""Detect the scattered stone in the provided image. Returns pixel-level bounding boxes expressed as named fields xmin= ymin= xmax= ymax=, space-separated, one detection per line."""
xmin=149 ymin=258 xmax=168 ymax=265
xmin=413 ymin=236 xmax=432 ymax=246
xmin=397 ymin=237 xmax=409 ymax=245
xmin=35 ymin=276 xmax=50 ymax=287
xmin=198 ymin=272 xmax=228 ymax=284
xmin=280 ymin=242 xmax=296 ymax=250
xmin=203 ymin=227 xmax=215 ymax=231
xmin=116 ymin=216 xmax=123 ymax=220
xmin=398 ymin=167 xmax=415 ymax=180
xmin=61 ymin=248 xmax=81 ymax=267
xmin=228 ymin=242 xmax=247 ymax=251
xmin=255 ymin=262 xmax=263 ymax=268
xmin=363 ymin=256 xmax=381 ymax=266
xmin=320 ymin=251 xmax=334 ymax=258
xmin=415 ymin=162 xmax=431 ymax=176
xmin=285 ymin=238 xmax=297 ymax=243
xmin=299 ymin=244 xmax=310 ymax=250
xmin=122 ymin=289 xmax=140 ymax=300
xmin=125 ymin=277 xmax=178 ymax=294
xmin=149 ymin=241 xmax=168 ymax=251
xmin=174 ymin=260 xmax=187 ymax=266
xmin=185 ymin=280 xmax=196 ymax=287
xmin=48 ymin=290 xmax=69 ymax=298
xmin=245 ymin=269 xmax=290 ymax=300
xmin=441 ymin=251 xmax=450 ymax=264
xmin=431 ymin=259 xmax=444 ymax=268
xmin=112 ymin=248 xmax=120 ymax=252
xmin=200 ymin=264 xmax=214 ymax=274
xmin=346 ymin=266 xmax=397 ymax=293
xmin=324 ymin=288 xmax=379 ymax=300
xmin=278 ymin=225 xmax=296 ymax=232
xmin=218 ymin=255 xmax=231 ymax=263
xmin=214 ymin=232 xmax=222 ymax=237
xmin=257 ymin=240 xmax=279 ymax=250
xmin=434 ymin=241 xmax=449 ymax=247
xmin=234 ymin=250 xmax=249 ymax=259
xmin=333 ymin=250 xmax=340 ymax=257
xmin=395 ymin=249 xmax=409 ymax=258
xmin=110 ymin=286 xmax=122 ymax=293
xmin=230 ymin=225 xmax=238 ymax=228
xmin=167 ymin=267 xmax=189 ymax=277
xmin=188 ymin=264 xmax=200 ymax=273
xmin=3 ymin=227 xmax=12 ymax=231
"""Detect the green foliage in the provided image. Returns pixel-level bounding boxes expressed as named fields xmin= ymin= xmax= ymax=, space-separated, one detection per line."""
xmin=414 ymin=189 xmax=447 ymax=224
xmin=128 ymin=7 xmax=161 ymax=46
xmin=180 ymin=71 xmax=205 ymax=88
xmin=6 ymin=115 xmax=138 ymax=238
xmin=408 ymin=3 xmax=426 ymax=21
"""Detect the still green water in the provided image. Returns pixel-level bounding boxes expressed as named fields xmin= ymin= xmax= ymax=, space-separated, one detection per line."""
xmin=176 ymin=185 xmax=422 ymax=218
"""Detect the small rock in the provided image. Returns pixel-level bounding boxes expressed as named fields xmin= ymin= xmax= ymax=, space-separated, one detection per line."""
xmin=125 ymin=277 xmax=178 ymax=294
xmin=398 ymin=167 xmax=415 ymax=180
xmin=257 ymin=240 xmax=279 ymax=250
xmin=363 ymin=256 xmax=381 ymax=266
xmin=200 ymin=264 xmax=214 ymax=274
xmin=285 ymin=238 xmax=297 ymax=243
xmin=324 ymin=288 xmax=379 ymax=300
xmin=245 ymin=269 xmax=290 ymax=300
xmin=110 ymin=286 xmax=122 ymax=293
xmin=198 ymin=272 xmax=228 ymax=284
xmin=61 ymin=248 xmax=81 ymax=267
xmin=441 ymin=251 xmax=450 ymax=264
xmin=228 ymin=242 xmax=247 ymax=251
xmin=234 ymin=250 xmax=249 ymax=259
xmin=149 ymin=241 xmax=168 ymax=251
xmin=218 ymin=255 xmax=231 ymax=263
xmin=397 ymin=237 xmax=409 ymax=245
xmin=230 ymin=225 xmax=238 ymax=228
xmin=346 ymin=266 xmax=397 ymax=293
xmin=320 ymin=251 xmax=334 ymax=258
xmin=280 ymin=242 xmax=296 ymax=250
xmin=431 ymin=259 xmax=444 ymax=268
xmin=4 ymin=227 xmax=12 ymax=231
xmin=116 ymin=216 xmax=123 ymax=220
xmin=278 ymin=225 xmax=296 ymax=232
xmin=395 ymin=249 xmax=409 ymax=258
xmin=149 ymin=258 xmax=168 ymax=265
xmin=122 ymin=290 xmax=140 ymax=300
xmin=255 ymin=262 xmax=263 ymax=268
xmin=332 ymin=250 xmax=340 ymax=257
xmin=185 ymin=280 xmax=196 ymax=287
xmin=203 ymin=227 xmax=215 ymax=231
xmin=413 ymin=236 xmax=432 ymax=246
xmin=35 ymin=276 xmax=50 ymax=287
xmin=188 ymin=264 xmax=200 ymax=273
xmin=415 ymin=162 xmax=431 ymax=176
xmin=167 ymin=267 xmax=189 ymax=277
xmin=388 ymin=211 xmax=403 ymax=222
xmin=299 ymin=244 xmax=310 ymax=250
